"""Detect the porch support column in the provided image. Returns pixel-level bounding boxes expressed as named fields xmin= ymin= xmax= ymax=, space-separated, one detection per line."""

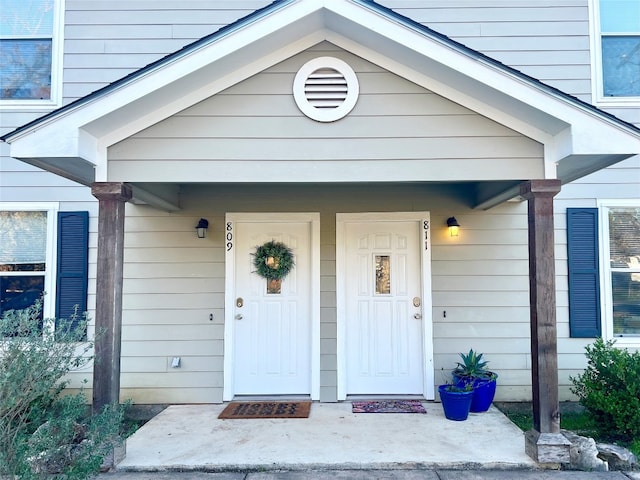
xmin=520 ymin=179 xmax=570 ymax=464
xmin=91 ymin=182 xmax=132 ymax=414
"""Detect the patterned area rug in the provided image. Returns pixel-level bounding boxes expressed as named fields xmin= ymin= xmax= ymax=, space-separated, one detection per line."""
xmin=218 ymin=401 xmax=311 ymax=419
xmin=352 ymin=400 xmax=427 ymax=414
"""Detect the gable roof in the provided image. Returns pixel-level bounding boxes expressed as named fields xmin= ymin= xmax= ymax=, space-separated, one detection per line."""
xmin=2 ymin=0 xmax=640 ymax=209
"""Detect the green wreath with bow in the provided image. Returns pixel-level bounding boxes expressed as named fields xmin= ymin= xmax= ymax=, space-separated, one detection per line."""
xmin=252 ymin=240 xmax=295 ymax=280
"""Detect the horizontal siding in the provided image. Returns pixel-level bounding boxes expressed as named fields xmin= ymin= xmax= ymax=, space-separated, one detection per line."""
xmin=108 ymin=48 xmax=543 ymax=183
xmin=181 ymin=92 xmax=470 ymax=116
xmin=0 ymin=185 xmax=93 ymax=203
xmin=380 ymin=0 xmax=592 ymax=101
xmin=104 ymin=184 xmax=585 ymax=404
xmin=0 ymin=171 xmax=86 ymax=188
xmin=558 ymin=156 xmax=640 ymax=202
xmin=124 ymin=324 xmax=223 ymax=342
xmin=1 ymin=111 xmax=94 ymax=204
xmin=61 ymin=1 xmax=271 ymax=102
xmin=109 ymin=138 xmax=540 ymax=160
xmin=2 ymin=0 xmax=637 ymax=405
xmin=0 ymin=111 xmax=53 ymax=131
xmin=121 ymin=339 xmax=223 ymax=357
xmin=130 ymin=115 xmax=521 ymax=139
xmin=117 ymin=388 xmax=220 ymax=404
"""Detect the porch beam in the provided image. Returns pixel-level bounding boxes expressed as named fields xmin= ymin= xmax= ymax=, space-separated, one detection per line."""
xmin=519 ymin=179 xmax=570 ymax=464
xmin=473 ymin=181 xmax=522 ymax=210
xmin=130 ymin=184 xmax=181 ymax=212
xmin=91 ymin=182 xmax=132 ymax=413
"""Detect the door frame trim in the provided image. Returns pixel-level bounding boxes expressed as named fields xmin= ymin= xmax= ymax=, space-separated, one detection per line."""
xmin=336 ymin=212 xmax=434 ymax=400
xmin=223 ymin=212 xmax=321 ymax=401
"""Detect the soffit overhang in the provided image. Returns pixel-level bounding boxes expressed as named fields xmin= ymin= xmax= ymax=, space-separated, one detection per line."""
xmin=2 ymin=0 xmax=639 ymax=209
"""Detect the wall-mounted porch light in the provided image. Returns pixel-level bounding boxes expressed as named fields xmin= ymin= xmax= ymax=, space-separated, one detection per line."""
xmin=446 ymin=217 xmax=460 ymax=237
xmin=196 ymin=218 xmax=209 ymax=238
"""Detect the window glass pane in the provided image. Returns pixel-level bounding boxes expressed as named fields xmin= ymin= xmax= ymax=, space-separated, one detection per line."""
xmin=0 ymin=39 xmax=52 ymax=99
xmin=266 ymin=278 xmax=281 ymax=294
xmin=609 ymin=208 xmax=640 ymax=337
xmin=0 ymin=0 xmax=54 ymax=36
xmin=375 ymin=255 xmax=391 ymax=295
xmin=0 ymin=275 xmax=44 ymax=336
xmin=600 ymin=0 xmax=640 ymax=33
xmin=609 ymin=207 xmax=640 ymax=267
xmin=0 ymin=211 xmax=47 ymax=266
xmin=0 ymin=275 xmax=44 ymax=313
xmin=602 ymin=36 xmax=640 ymax=97
xmin=612 ymin=272 xmax=640 ymax=336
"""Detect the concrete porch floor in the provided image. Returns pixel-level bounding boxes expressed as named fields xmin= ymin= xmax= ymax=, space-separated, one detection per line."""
xmin=116 ymin=402 xmax=538 ymax=472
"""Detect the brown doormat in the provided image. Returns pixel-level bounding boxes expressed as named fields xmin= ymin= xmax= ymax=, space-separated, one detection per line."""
xmin=218 ymin=401 xmax=312 ymax=419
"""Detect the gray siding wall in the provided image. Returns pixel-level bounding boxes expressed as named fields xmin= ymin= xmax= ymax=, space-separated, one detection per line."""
xmin=63 ymin=1 xmax=272 ymax=102
xmin=1 ymin=110 xmax=92 ymax=205
xmin=1 ymin=0 xmax=638 ymax=403
xmin=379 ymin=0 xmax=592 ymax=103
xmin=109 ymin=44 xmax=542 ymax=403
xmin=120 ymin=184 xmax=535 ymax=403
xmin=108 ymin=46 xmax=543 ymax=183
xmin=60 ymin=1 xmax=594 ymax=104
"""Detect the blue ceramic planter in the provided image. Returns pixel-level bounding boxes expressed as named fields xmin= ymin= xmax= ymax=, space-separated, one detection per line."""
xmin=453 ymin=372 xmax=498 ymax=413
xmin=469 ymin=376 xmax=497 ymax=412
xmin=438 ymin=384 xmax=474 ymax=421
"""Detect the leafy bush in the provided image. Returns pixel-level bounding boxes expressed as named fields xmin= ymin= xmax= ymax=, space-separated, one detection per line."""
xmin=570 ymin=338 xmax=640 ymax=441
xmin=0 ymin=301 xmax=125 ymax=479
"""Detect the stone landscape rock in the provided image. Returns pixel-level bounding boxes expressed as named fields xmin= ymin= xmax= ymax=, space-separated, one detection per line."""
xmin=596 ymin=442 xmax=638 ymax=471
xmin=561 ymin=430 xmax=608 ymax=471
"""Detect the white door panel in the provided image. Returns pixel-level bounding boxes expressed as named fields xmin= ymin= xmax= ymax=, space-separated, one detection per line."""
xmin=339 ymin=214 xmax=432 ymax=397
xmin=232 ymin=221 xmax=311 ymax=395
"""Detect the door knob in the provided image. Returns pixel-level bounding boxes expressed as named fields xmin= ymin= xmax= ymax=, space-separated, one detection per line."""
xmin=413 ymin=313 xmax=422 ymax=319
xmin=235 ymin=314 xmax=243 ymax=320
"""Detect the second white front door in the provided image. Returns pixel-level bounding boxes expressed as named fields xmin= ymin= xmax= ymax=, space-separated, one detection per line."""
xmin=338 ymin=213 xmax=432 ymax=398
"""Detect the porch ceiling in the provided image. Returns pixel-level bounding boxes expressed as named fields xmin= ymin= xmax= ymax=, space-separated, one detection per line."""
xmin=2 ymin=0 xmax=640 ymax=211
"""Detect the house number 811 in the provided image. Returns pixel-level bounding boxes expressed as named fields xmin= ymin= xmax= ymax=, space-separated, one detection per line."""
xmin=423 ymin=220 xmax=429 ymax=251
xmin=226 ymin=222 xmax=233 ymax=251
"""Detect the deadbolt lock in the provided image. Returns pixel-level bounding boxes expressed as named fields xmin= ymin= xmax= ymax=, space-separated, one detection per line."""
xmin=413 ymin=297 xmax=421 ymax=307
xmin=236 ymin=297 xmax=243 ymax=308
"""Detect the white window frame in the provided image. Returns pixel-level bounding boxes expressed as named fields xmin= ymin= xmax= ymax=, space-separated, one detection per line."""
xmin=0 ymin=0 xmax=65 ymax=109
xmin=589 ymin=0 xmax=640 ymax=106
xmin=598 ymin=199 xmax=640 ymax=347
xmin=0 ymin=202 xmax=59 ymax=323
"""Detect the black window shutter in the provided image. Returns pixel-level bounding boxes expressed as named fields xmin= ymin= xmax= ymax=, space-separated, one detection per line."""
xmin=567 ymin=208 xmax=601 ymax=337
xmin=56 ymin=211 xmax=89 ymax=334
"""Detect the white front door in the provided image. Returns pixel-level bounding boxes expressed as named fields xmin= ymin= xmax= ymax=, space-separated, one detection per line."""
xmin=337 ymin=213 xmax=433 ymax=399
xmin=224 ymin=213 xmax=320 ymax=400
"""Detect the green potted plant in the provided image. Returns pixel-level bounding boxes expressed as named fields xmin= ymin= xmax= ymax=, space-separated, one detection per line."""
xmin=438 ymin=378 xmax=474 ymax=421
xmin=452 ymin=349 xmax=498 ymax=413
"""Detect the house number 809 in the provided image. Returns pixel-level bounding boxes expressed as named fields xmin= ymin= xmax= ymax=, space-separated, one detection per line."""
xmin=226 ymin=222 xmax=233 ymax=251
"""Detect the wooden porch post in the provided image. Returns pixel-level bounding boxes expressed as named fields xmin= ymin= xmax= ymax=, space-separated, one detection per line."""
xmin=91 ymin=182 xmax=132 ymax=414
xmin=520 ymin=179 xmax=570 ymax=464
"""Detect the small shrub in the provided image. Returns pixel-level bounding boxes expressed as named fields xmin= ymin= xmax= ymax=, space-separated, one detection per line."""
xmin=630 ymin=439 xmax=640 ymax=458
xmin=453 ymin=348 xmax=490 ymax=379
xmin=0 ymin=301 xmax=126 ymax=479
xmin=570 ymin=338 xmax=640 ymax=442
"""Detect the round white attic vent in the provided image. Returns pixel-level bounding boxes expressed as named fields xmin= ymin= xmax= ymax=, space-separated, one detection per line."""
xmin=293 ymin=57 xmax=359 ymax=122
